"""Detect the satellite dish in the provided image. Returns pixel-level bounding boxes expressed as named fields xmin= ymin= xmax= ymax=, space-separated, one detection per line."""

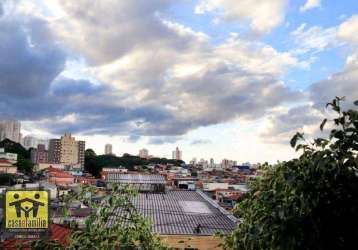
xmin=354 ymin=100 xmax=358 ymax=106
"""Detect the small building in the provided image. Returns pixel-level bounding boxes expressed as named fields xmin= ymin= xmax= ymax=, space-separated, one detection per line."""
xmin=171 ymin=177 xmax=198 ymax=190
xmin=0 ymin=148 xmax=18 ymax=164
xmin=105 ymin=173 xmax=166 ymax=193
xmin=202 ymin=182 xmax=229 ymax=191
xmin=0 ymin=159 xmax=17 ymax=174
xmin=101 ymin=167 xmax=128 ymax=174
xmin=35 ymin=163 xmax=66 ymax=171
xmin=47 ymin=167 xmax=75 ymax=186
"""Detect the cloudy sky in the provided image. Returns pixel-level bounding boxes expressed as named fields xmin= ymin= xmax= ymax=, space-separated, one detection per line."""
xmin=0 ymin=0 xmax=357 ymax=163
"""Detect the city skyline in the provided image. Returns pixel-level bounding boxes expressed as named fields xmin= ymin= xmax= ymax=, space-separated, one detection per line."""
xmin=1 ymin=1 xmax=358 ymax=163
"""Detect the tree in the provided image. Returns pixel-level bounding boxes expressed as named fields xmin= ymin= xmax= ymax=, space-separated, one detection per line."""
xmin=25 ymin=185 xmax=169 ymax=250
xmin=16 ymin=156 xmax=34 ymax=173
xmin=226 ymin=97 xmax=358 ymax=250
xmin=0 ymin=173 xmax=16 ymax=185
xmin=0 ymin=138 xmax=30 ymax=159
xmin=84 ymin=149 xmax=101 ymax=177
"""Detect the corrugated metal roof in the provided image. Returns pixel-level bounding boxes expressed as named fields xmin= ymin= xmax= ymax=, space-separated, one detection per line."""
xmin=106 ymin=173 xmax=166 ymax=184
xmin=108 ymin=190 xmax=237 ymax=235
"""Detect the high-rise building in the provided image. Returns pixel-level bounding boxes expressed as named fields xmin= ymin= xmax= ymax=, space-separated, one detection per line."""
xmin=0 ymin=120 xmax=21 ymax=143
xmin=105 ymin=144 xmax=113 ymax=155
xmin=139 ymin=148 xmax=149 ymax=159
xmin=48 ymin=139 xmax=61 ymax=164
xmin=30 ymin=144 xmax=48 ymax=164
xmin=172 ymin=147 xmax=182 ymax=161
xmin=210 ymin=158 xmax=215 ymax=167
xmin=190 ymin=157 xmax=197 ymax=165
xmin=23 ymin=135 xmax=38 ymax=149
xmin=78 ymin=140 xmax=85 ymax=168
xmin=23 ymin=135 xmax=49 ymax=150
xmin=221 ymin=159 xmax=236 ymax=169
xmin=48 ymin=133 xmax=85 ymax=168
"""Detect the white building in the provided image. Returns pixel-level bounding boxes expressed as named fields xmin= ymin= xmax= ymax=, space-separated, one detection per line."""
xmin=139 ymin=148 xmax=149 ymax=159
xmin=22 ymin=135 xmax=49 ymax=150
xmin=0 ymin=120 xmax=21 ymax=143
xmin=172 ymin=147 xmax=182 ymax=161
xmin=23 ymin=135 xmax=38 ymax=149
xmin=105 ymin=144 xmax=113 ymax=155
xmin=203 ymin=182 xmax=229 ymax=191
xmin=0 ymin=148 xmax=18 ymax=163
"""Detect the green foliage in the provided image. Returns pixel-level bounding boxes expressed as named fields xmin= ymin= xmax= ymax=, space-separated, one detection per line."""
xmin=18 ymin=239 xmax=64 ymax=250
xmin=0 ymin=173 xmax=16 ymax=185
xmin=226 ymin=97 xmax=358 ymax=250
xmin=16 ymin=155 xmax=34 ymax=173
xmin=69 ymin=185 xmax=170 ymax=249
xmin=0 ymin=138 xmax=34 ymax=173
xmin=85 ymin=148 xmax=185 ymax=177
xmin=84 ymin=149 xmax=101 ymax=177
xmin=30 ymin=184 xmax=170 ymax=250
xmin=0 ymin=138 xmax=30 ymax=159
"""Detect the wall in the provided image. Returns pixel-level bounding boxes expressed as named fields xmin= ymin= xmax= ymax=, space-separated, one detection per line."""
xmin=160 ymin=235 xmax=224 ymax=250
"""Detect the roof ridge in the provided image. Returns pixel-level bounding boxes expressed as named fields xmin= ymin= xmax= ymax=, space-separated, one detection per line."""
xmin=195 ymin=189 xmax=238 ymax=223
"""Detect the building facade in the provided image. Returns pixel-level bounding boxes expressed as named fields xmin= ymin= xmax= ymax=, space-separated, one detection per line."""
xmin=48 ymin=139 xmax=61 ymax=164
xmin=172 ymin=147 xmax=182 ymax=161
xmin=30 ymin=144 xmax=48 ymax=164
xmin=0 ymin=120 xmax=21 ymax=143
xmin=48 ymin=133 xmax=85 ymax=168
xmin=139 ymin=148 xmax=149 ymax=159
xmin=105 ymin=144 xmax=113 ymax=155
xmin=78 ymin=140 xmax=85 ymax=168
xmin=23 ymin=135 xmax=37 ymax=149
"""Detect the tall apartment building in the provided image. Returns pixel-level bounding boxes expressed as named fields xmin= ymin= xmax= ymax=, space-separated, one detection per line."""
xmin=139 ymin=148 xmax=149 ymax=159
xmin=23 ymin=135 xmax=49 ymax=149
xmin=30 ymin=144 xmax=48 ymax=164
xmin=78 ymin=140 xmax=85 ymax=168
xmin=48 ymin=139 xmax=61 ymax=164
xmin=48 ymin=133 xmax=85 ymax=168
xmin=0 ymin=120 xmax=21 ymax=143
xmin=105 ymin=144 xmax=113 ymax=155
xmin=23 ymin=135 xmax=38 ymax=149
xmin=221 ymin=159 xmax=237 ymax=169
xmin=172 ymin=147 xmax=182 ymax=161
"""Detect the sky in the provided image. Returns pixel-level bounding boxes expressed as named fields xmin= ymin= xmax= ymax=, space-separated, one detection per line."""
xmin=0 ymin=0 xmax=357 ymax=163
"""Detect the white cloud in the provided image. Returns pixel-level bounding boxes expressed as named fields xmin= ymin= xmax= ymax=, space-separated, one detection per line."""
xmin=195 ymin=0 xmax=287 ymax=33
xmin=290 ymin=23 xmax=341 ymax=55
xmin=337 ymin=15 xmax=358 ymax=45
xmin=300 ymin=0 xmax=321 ymax=12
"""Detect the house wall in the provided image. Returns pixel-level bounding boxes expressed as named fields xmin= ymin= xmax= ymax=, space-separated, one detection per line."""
xmin=160 ymin=235 xmax=224 ymax=250
xmin=0 ymin=166 xmax=17 ymax=174
xmin=49 ymin=177 xmax=74 ymax=185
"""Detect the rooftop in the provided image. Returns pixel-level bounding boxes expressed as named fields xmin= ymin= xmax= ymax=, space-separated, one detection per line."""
xmin=106 ymin=173 xmax=166 ymax=184
xmin=108 ymin=190 xmax=237 ymax=235
xmin=2 ymin=224 xmax=72 ymax=249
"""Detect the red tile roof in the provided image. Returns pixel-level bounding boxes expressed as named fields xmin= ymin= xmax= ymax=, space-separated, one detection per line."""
xmin=47 ymin=166 xmax=63 ymax=172
xmin=0 ymin=159 xmax=13 ymax=164
xmin=47 ymin=166 xmax=74 ymax=178
xmin=2 ymin=224 xmax=72 ymax=249
xmin=50 ymin=171 xmax=74 ymax=178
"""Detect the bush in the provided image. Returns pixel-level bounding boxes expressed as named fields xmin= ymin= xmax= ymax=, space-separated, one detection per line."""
xmin=226 ymin=97 xmax=358 ymax=250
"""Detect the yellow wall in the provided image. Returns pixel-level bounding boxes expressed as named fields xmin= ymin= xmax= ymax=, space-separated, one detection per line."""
xmin=160 ymin=235 xmax=224 ymax=250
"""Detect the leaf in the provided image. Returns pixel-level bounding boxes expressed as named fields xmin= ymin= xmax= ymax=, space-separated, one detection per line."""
xmin=290 ymin=132 xmax=304 ymax=148
xmin=320 ymin=119 xmax=327 ymax=131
